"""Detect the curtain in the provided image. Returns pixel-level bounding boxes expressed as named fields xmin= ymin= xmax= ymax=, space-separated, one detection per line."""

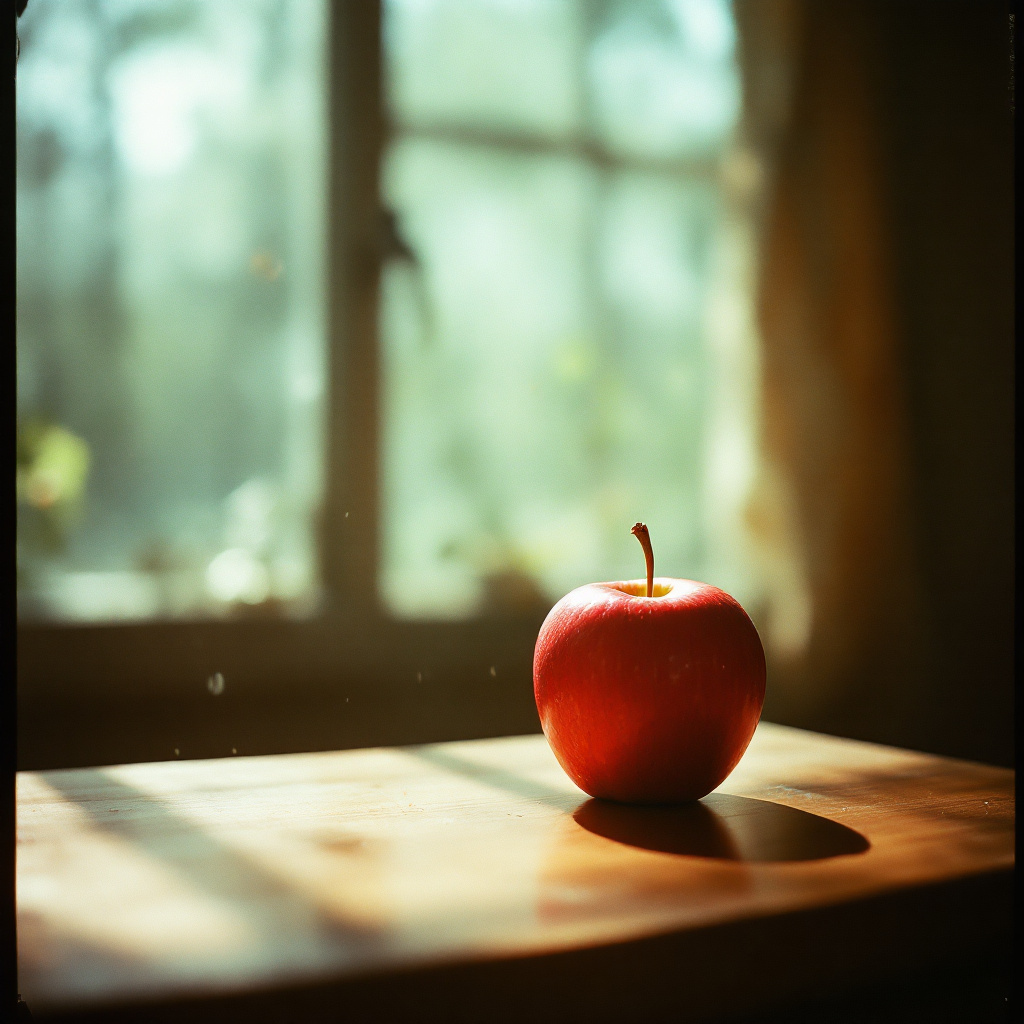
xmin=737 ymin=0 xmax=926 ymax=735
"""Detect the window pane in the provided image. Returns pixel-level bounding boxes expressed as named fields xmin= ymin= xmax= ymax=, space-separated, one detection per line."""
xmin=380 ymin=0 xmax=756 ymax=619
xmin=380 ymin=140 xmax=598 ymax=616
xmin=384 ymin=0 xmax=584 ymax=139
xmin=16 ymin=0 xmax=328 ymax=621
xmin=588 ymin=0 xmax=741 ymax=159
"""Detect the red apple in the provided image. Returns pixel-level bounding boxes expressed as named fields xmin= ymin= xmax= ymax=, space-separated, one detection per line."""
xmin=533 ymin=523 xmax=766 ymax=803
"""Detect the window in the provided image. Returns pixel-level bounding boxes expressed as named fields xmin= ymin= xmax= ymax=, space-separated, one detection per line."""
xmin=17 ymin=0 xmax=782 ymax=768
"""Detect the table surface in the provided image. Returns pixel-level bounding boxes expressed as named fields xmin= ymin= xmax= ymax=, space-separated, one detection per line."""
xmin=17 ymin=722 xmax=1015 ymax=1022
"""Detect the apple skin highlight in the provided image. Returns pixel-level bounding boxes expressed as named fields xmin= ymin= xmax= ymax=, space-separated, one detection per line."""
xmin=533 ymin=576 xmax=766 ymax=804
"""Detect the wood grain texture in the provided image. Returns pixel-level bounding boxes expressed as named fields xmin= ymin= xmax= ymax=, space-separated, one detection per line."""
xmin=16 ymin=723 xmax=1013 ymax=1022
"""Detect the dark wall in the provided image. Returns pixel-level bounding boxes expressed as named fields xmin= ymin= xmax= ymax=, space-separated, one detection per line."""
xmin=877 ymin=1 xmax=1014 ymax=766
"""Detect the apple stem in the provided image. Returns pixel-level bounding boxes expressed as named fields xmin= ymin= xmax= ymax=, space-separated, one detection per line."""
xmin=631 ymin=523 xmax=654 ymax=598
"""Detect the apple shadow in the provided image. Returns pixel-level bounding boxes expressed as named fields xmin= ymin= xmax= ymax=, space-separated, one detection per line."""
xmin=573 ymin=793 xmax=869 ymax=862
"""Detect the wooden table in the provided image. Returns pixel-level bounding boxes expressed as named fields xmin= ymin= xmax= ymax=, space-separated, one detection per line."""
xmin=16 ymin=723 xmax=1014 ymax=1022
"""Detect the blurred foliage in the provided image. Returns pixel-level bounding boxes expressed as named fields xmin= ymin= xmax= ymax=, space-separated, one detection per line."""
xmin=16 ymin=418 xmax=91 ymax=555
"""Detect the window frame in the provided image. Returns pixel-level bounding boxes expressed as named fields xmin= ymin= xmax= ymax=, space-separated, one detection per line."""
xmin=16 ymin=0 xmax=753 ymax=771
